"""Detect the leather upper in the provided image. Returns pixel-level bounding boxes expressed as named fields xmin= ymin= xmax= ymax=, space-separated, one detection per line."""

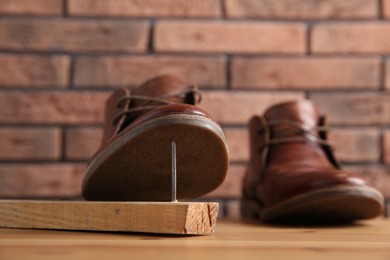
xmin=243 ymin=100 xmax=370 ymax=208
xmin=101 ymin=74 xmax=201 ymax=146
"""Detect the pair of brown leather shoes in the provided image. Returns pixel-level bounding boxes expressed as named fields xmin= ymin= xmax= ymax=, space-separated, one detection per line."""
xmin=83 ymin=75 xmax=384 ymax=223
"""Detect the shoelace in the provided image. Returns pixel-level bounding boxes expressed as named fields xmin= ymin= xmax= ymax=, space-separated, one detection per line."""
xmin=257 ymin=117 xmax=332 ymax=152
xmin=112 ymin=87 xmax=201 ymax=126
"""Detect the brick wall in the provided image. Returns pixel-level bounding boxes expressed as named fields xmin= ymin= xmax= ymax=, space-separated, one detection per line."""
xmin=1 ymin=0 xmax=390 ymax=217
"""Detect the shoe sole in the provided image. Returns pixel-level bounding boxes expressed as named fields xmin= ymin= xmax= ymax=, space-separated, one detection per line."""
xmin=241 ymin=185 xmax=384 ymax=224
xmin=82 ymin=113 xmax=229 ymax=201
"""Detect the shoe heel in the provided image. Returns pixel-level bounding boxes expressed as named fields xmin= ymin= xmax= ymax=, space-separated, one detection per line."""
xmin=240 ymin=199 xmax=261 ymax=220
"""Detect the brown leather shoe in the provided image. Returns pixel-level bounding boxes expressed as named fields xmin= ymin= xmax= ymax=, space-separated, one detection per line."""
xmin=82 ymin=75 xmax=229 ymax=201
xmin=242 ymin=100 xmax=384 ymax=223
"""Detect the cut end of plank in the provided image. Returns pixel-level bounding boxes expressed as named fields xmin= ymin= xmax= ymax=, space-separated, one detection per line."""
xmin=0 ymin=200 xmax=219 ymax=235
xmin=185 ymin=202 xmax=219 ymax=234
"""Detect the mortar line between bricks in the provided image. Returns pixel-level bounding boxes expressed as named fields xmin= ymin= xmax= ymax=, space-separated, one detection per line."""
xmin=0 ymin=160 xmax=87 ymax=164
xmin=2 ymin=124 xmax=384 ymax=137
xmin=306 ymin=22 xmax=312 ymax=55
xmin=72 ymin=85 xmax=225 ymax=91
xmin=0 ymin=16 xmax=152 ymax=21
xmin=0 ymin=86 xmax=226 ymax=91
xmin=62 ymin=0 xmax=68 ymax=17
xmin=0 ymin=88 xmax=307 ymax=93
xmin=233 ymin=87 xmax=382 ymax=91
xmin=380 ymin=56 xmax=386 ymax=91
xmin=0 ymin=50 xmax=384 ymax=59
xmin=61 ymin=125 xmax=102 ymax=129
xmin=0 ymin=15 xmax=224 ymax=21
xmin=1 ymin=15 xmax=390 ymax=22
xmin=0 ymin=125 xmax=66 ymax=129
xmin=60 ymin=127 xmax=67 ymax=162
xmin=231 ymin=88 xmax=385 ymax=93
xmin=0 ymin=124 xmax=102 ymax=129
xmin=0 ymin=124 xmax=102 ymax=128
xmin=0 ymin=50 xmax=153 ymax=56
xmin=0 ymin=88 xmax=387 ymax=95
xmin=68 ymin=57 xmax=76 ymax=89
xmin=220 ymin=0 xmax=227 ymax=18
xmin=379 ymin=0 xmax=384 ymax=20
xmin=379 ymin=130 xmax=385 ymax=163
xmin=210 ymin=124 xmax=390 ymax=129
xmin=226 ymin=54 xmax=232 ymax=90
xmin=0 ymin=50 xmax=231 ymax=58
xmin=306 ymin=89 xmax=388 ymax=94
xmin=143 ymin=52 xmax=309 ymax=57
xmin=318 ymin=125 xmax=390 ymax=129
xmin=14 ymin=124 xmax=387 ymax=130
xmin=201 ymin=54 xmax=383 ymax=59
xmin=0 ymin=88 xmax=111 ymax=93
xmin=0 ymin=159 xmax=89 ymax=164
xmin=214 ymin=18 xmax=389 ymax=23
xmin=147 ymin=19 xmax=156 ymax=53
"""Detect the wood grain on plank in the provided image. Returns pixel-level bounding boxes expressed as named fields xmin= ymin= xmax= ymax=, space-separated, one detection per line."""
xmin=0 ymin=200 xmax=218 ymax=235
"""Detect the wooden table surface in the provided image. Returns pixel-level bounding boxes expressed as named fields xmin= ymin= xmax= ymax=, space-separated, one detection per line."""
xmin=1 ymin=218 xmax=390 ymax=260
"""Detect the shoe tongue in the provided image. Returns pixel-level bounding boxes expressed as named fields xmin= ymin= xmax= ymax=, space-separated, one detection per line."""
xmin=264 ymin=100 xmax=320 ymax=129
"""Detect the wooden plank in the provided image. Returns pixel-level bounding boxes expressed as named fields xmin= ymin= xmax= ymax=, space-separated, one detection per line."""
xmin=0 ymin=200 xmax=218 ymax=235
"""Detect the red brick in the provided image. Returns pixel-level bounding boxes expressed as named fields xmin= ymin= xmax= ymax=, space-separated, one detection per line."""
xmin=330 ymin=128 xmax=380 ymax=163
xmin=0 ymin=127 xmax=61 ymax=160
xmin=232 ymin=57 xmax=380 ymax=90
xmin=204 ymin=164 xmax=245 ymax=198
xmin=65 ymin=127 xmax=102 ymax=160
xmin=0 ymin=18 xmax=149 ymax=53
xmin=384 ymin=0 xmax=390 ymax=18
xmin=312 ymin=23 xmax=390 ymax=54
xmin=310 ymin=93 xmax=390 ymax=125
xmin=224 ymin=128 xmax=249 ymax=162
xmin=199 ymin=91 xmax=305 ymax=125
xmin=226 ymin=0 xmax=377 ymax=19
xmin=0 ymin=163 xmax=85 ymax=198
xmin=74 ymin=56 xmax=226 ymax=88
xmin=0 ymin=91 xmax=108 ymax=124
xmin=346 ymin=165 xmax=390 ymax=199
xmin=154 ymin=21 xmax=306 ymax=54
xmin=68 ymin=0 xmax=220 ymax=18
xmin=383 ymin=131 xmax=390 ymax=164
xmin=0 ymin=0 xmax=62 ymax=15
xmin=0 ymin=55 xmax=70 ymax=88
